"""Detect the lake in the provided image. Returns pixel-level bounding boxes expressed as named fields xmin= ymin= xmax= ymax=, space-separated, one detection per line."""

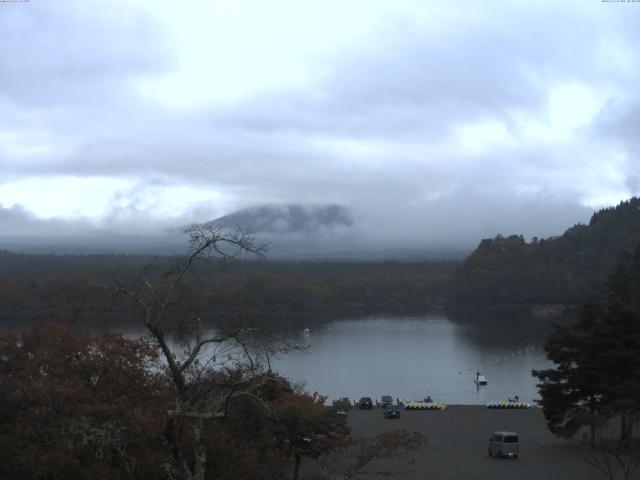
xmin=270 ymin=310 xmax=558 ymax=405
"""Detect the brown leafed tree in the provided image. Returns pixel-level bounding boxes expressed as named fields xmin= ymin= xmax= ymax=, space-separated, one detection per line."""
xmin=0 ymin=323 xmax=167 ymax=480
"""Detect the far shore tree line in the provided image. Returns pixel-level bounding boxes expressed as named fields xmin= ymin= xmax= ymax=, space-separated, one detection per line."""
xmin=0 ymin=251 xmax=454 ymax=330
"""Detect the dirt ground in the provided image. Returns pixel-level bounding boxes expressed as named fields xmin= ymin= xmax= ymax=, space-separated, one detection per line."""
xmin=342 ymin=405 xmax=638 ymax=480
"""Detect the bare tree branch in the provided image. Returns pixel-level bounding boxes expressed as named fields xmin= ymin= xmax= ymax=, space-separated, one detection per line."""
xmin=110 ymin=224 xmax=272 ymax=480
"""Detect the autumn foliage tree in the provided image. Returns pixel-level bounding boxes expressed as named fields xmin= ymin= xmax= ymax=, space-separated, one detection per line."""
xmin=0 ymin=323 xmax=167 ymax=480
xmin=271 ymin=392 xmax=350 ymax=480
xmin=0 ymin=322 xmax=350 ymax=480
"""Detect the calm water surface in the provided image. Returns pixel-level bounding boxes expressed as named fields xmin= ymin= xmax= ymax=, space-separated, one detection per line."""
xmin=271 ymin=312 xmax=557 ymax=405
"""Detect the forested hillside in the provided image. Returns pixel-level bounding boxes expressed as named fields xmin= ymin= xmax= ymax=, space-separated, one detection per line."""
xmin=450 ymin=198 xmax=640 ymax=305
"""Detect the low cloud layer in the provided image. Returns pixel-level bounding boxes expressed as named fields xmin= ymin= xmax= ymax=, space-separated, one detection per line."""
xmin=0 ymin=0 xmax=638 ymax=256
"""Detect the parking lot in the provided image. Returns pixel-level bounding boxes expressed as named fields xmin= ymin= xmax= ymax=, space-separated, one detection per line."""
xmin=346 ymin=405 xmax=630 ymax=480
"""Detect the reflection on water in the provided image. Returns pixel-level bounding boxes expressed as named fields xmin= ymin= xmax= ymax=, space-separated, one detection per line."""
xmin=271 ymin=312 xmax=562 ymax=405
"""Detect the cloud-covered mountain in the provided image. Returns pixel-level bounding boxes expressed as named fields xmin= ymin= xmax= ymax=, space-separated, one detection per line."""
xmin=0 ymin=194 xmax=594 ymax=260
xmin=212 ymin=204 xmax=354 ymax=234
xmin=209 ymin=204 xmax=370 ymax=258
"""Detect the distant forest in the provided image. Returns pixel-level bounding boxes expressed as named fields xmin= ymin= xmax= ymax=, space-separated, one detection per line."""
xmin=0 ymin=252 xmax=454 ymax=329
xmin=2 ymin=197 xmax=640 ymax=328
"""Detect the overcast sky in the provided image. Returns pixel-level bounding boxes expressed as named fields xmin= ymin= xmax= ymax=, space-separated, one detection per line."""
xmin=1 ymin=0 xmax=639 ymax=252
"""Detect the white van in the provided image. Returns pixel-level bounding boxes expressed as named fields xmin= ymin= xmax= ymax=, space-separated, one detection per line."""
xmin=488 ymin=431 xmax=519 ymax=459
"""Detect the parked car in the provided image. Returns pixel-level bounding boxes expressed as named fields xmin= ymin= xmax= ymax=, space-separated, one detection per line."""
xmin=380 ymin=395 xmax=393 ymax=408
xmin=383 ymin=404 xmax=401 ymax=419
xmin=358 ymin=397 xmax=373 ymax=409
xmin=488 ymin=431 xmax=519 ymax=458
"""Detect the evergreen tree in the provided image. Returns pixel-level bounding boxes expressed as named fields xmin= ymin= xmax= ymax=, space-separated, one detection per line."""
xmin=533 ymin=243 xmax=640 ymax=444
xmin=533 ymin=305 xmax=607 ymax=445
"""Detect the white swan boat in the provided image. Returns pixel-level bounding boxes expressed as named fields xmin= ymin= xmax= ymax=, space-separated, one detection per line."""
xmin=474 ymin=374 xmax=488 ymax=385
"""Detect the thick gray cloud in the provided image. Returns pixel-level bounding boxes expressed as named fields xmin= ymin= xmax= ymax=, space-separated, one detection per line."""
xmin=0 ymin=0 xmax=170 ymax=108
xmin=0 ymin=0 xmax=639 ymax=255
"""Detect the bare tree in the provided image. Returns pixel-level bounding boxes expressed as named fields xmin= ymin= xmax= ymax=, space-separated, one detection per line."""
xmin=583 ymin=440 xmax=640 ymax=480
xmin=113 ymin=223 xmax=291 ymax=480
xmin=317 ymin=431 xmax=427 ymax=480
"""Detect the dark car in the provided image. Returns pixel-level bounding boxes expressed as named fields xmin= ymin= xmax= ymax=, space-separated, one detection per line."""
xmin=383 ymin=404 xmax=401 ymax=419
xmin=358 ymin=397 xmax=373 ymax=409
xmin=380 ymin=395 xmax=393 ymax=408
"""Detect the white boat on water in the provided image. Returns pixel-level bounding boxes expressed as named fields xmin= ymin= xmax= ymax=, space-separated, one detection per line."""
xmin=303 ymin=328 xmax=310 ymax=336
xmin=475 ymin=374 xmax=488 ymax=385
